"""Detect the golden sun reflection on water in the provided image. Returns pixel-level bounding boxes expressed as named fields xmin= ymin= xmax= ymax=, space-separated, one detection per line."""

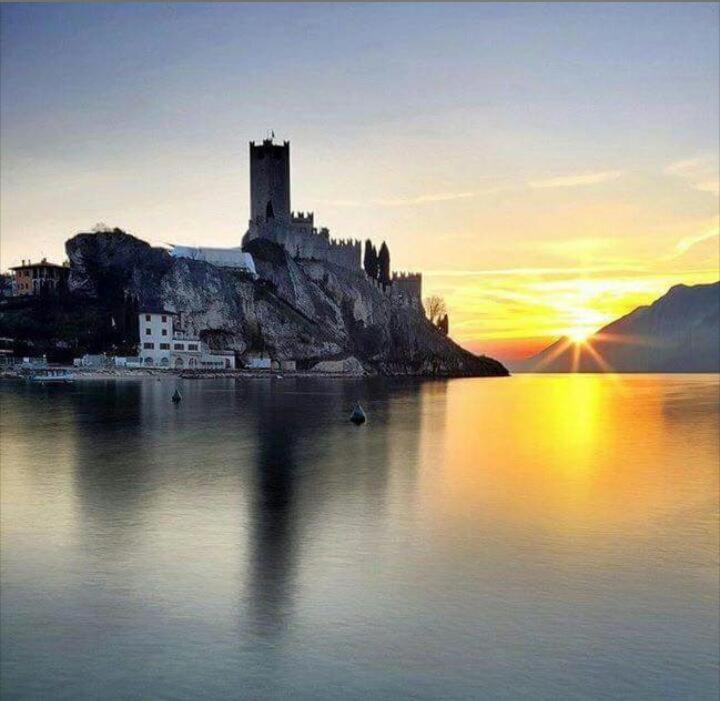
xmin=420 ymin=374 xmax=719 ymax=543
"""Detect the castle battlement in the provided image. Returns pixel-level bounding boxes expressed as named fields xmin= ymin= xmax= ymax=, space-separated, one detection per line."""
xmin=392 ymin=271 xmax=422 ymax=281
xmin=251 ymin=139 xmax=290 ymax=148
xmin=391 ymin=270 xmax=422 ymax=305
xmin=329 ymin=237 xmax=361 ymax=247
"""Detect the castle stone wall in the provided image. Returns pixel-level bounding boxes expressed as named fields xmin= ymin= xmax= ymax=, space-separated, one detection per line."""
xmin=326 ymin=238 xmax=362 ymax=270
xmin=392 ymin=271 xmax=422 ymax=305
xmin=243 ymin=221 xmax=361 ymax=272
xmin=291 ymin=211 xmax=314 ymax=237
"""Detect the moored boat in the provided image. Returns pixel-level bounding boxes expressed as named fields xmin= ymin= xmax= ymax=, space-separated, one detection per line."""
xmin=29 ymin=369 xmax=75 ymax=384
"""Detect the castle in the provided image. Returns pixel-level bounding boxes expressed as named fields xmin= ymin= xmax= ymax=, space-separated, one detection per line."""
xmin=241 ymin=137 xmax=422 ymax=304
xmin=242 ymin=138 xmax=361 ymax=270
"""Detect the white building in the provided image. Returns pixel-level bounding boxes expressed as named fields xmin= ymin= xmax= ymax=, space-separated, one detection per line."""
xmin=246 ymin=356 xmax=272 ymax=370
xmin=139 ymin=312 xmax=236 ymax=370
xmin=114 ymin=356 xmax=143 ymax=368
xmin=74 ymin=354 xmax=112 ymax=368
xmin=169 ymin=245 xmax=257 ymax=278
xmin=73 ymin=354 xmax=143 ymax=368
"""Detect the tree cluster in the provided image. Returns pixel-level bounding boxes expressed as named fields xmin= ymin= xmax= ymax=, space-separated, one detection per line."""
xmin=424 ymin=295 xmax=449 ymax=335
xmin=363 ymin=240 xmax=391 ymax=287
xmin=363 ymin=240 xmax=378 ymax=279
xmin=0 ymin=289 xmax=142 ymax=363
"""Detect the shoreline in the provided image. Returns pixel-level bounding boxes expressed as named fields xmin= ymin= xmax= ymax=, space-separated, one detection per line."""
xmin=1 ymin=367 xmax=367 ymax=381
xmin=1 ymin=365 xmax=510 ymax=381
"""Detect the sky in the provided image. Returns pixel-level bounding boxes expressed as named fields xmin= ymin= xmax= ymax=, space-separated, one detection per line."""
xmin=1 ymin=3 xmax=718 ymax=363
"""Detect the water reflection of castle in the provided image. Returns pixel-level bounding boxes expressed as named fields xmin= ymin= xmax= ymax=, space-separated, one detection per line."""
xmin=241 ymin=137 xmax=422 ymax=304
xmin=46 ymin=376 xmax=442 ymax=647
xmin=243 ymin=377 xmax=432 ymax=637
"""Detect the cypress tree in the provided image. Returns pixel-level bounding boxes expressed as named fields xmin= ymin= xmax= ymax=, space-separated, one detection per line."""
xmin=363 ymin=239 xmax=373 ymax=276
xmin=366 ymin=243 xmax=378 ymax=279
xmin=378 ymin=242 xmax=390 ymax=286
xmin=439 ymin=314 xmax=449 ymax=335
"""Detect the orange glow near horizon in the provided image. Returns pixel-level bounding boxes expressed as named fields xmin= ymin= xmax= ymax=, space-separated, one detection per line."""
xmin=439 ymin=256 xmax=718 ymax=364
xmin=421 ymin=214 xmax=719 ymax=364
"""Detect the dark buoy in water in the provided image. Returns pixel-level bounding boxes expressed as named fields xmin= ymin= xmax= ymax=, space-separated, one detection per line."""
xmin=350 ymin=403 xmax=366 ymax=425
xmin=172 ymin=389 xmax=182 ymax=403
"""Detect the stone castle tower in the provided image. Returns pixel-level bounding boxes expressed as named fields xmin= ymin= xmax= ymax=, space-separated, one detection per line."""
xmin=249 ymin=139 xmax=291 ymax=226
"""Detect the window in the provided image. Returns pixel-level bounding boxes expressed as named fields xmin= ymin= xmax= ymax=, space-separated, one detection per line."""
xmin=162 ymin=315 xmax=167 ymax=322
xmin=145 ymin=314 xmax=151 ymax=321
xmin=159 ymin=343 xmax=170 ymax=350
xmin=146 ymin=328 xmax=152 ymax=335
xmin=188 ymin=344 xmax=198 ymax=351
xmin=174 ymin=343 xmax=184 ymax=350
xmin=143 ymin=342 xmax=154 ymax=349
xmin=161 ymin=329 xmax=167 ymax=336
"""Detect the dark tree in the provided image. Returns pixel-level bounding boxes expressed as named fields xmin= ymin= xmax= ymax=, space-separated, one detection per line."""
xmin=364 ymin=242 xmax=379 ymax=279
xmin=122 ymin=293 xmax=140 ymax=346
xmin=363 ymin=239 xmax=374 ymax=277
xmin=378 ymin=241 xmax=390 ymax=286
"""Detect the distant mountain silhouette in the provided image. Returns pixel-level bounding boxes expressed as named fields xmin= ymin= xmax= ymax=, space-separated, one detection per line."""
xmin=516 ymin=282 xmax=719 ymax=373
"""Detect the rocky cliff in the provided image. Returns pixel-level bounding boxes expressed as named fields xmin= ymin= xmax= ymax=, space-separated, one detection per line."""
xmin=65 ymin=230 xmax=508 ymax=377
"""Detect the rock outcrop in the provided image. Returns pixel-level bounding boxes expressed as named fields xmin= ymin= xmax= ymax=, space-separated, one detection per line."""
xmin=65 ymin=229 xmax=508 ymax=377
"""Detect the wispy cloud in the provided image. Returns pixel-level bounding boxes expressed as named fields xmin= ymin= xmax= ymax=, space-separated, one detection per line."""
xmin=316 ymin=186 xmax=511 ymax=209
xmin=664 ymin=157 xmax=704 ymax=177
xmin=372 ymin=191 xmax=476 ymax=207
xmin=692 ymin=180 xmax=719 ymax=195
xmin=672 ymin=217 xmax=720 ymax=257
xmin=664 ymin=156 xmax=719 ymax=195
xmin=423 ymin=264 xmax=644 ymax=278
xmin=314 ymin=199 xmax=362 ymax=208
xmin=528 ymin=170 xmax=622 ymax=189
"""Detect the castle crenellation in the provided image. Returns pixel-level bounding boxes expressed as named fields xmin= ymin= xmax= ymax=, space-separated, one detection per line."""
xmin=242 ymin=136 xmax=422 ymax=304
xmin=364 ymin=274 xmax=421 ymax=309
xmin=390 ymin=271 xmax=422 ymax=307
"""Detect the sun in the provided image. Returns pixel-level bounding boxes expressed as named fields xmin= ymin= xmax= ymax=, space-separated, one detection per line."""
xmin=567 ymin=327 xmax=592 ymax=344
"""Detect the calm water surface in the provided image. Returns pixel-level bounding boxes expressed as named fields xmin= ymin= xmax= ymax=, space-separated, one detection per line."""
xmin=1 ymin=374 xmax=718 ymax=700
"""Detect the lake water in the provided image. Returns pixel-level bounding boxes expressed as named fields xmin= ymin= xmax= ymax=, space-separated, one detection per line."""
xmin=1 ymin=374 xmax=718 ymax=700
